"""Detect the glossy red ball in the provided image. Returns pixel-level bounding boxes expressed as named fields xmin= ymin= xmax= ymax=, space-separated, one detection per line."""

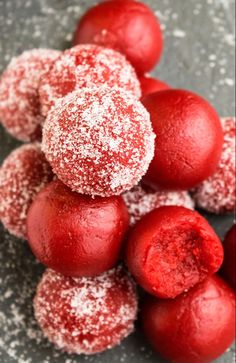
xmin=221 ymin=224 xmax=236 ymax=289
xmin=125 ymin=206 xmax=223 ymax=298
xmin=141 ymin=275 xmax=235 ymax=363
xmin=73 ymin=0 xmax=163 ymax=74
xmin=27 ymin=180 xmax=129 ymax=277
xmin=139 ymin=75 xmax=170 ymax=96
xmin=142 ymin=89 xmax=223 ymax=190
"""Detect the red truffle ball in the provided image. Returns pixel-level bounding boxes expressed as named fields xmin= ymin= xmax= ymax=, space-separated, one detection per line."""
xmin=73 ymin=0 xmax=163 ymax=74
xmin=125 ymin=206 xmax=223 ymax=298
xmin=0 ymin=143 xmax=53 ymax=239
xmin=221 ymin=224 xmax=236 ymax=289
xmin=39 ymin=44 xmax=141 ymax=116
xmin=27 ymin=180 xmax=129 ymax=277
xmin=192 ymin=117 xmax=235 ymax=214
xmin=123 ymin=184 xmax=194 ymax=226
xmin=0 ymin=49 xmax=60 ymax=141
xmin=139 ymin=75 xmax=170 ymax=96
xmin=42 ymin=87 xmax=155 ymax=197
xmin=142 ymin=89 xmax=223 ymax=190
xmin=142 ymin=275 xmax=236 ymax=363
xmin=34 ymin=266 xmax=138 ymax=355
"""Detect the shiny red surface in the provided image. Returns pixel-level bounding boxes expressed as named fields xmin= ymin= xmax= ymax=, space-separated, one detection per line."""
xmin=221 ymin=224 xmax=236 ymax=289
xmin=139 ymin=75 xmax=170 ymax=96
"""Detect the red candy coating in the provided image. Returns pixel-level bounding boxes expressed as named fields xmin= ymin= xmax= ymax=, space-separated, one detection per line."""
xmin=221 ymin=224 xmax=236 ymax=289
xmin=142 ymin=89 xmax=223 ymax=190
xmin=142 ymin=275 xmax=236 ymax=363
xmin=0 ymin=143 xmax=53 ymax=239
xmin=123 ymin=184 xmax=194 ymax=226
xmin=0 ymin=49 xmax=60 ymax=141
xmin=27 ymin=180 xmax=129 ymax=277
xmin=73 ymin=0 xmax=163 ymax=74
xmin=125 ymin=206 xmax=224 ymax=298
xmin=34 ymin=266 xmax=138 ymax=355
xmin=42 ymin=87 xmax=155 ymax=197
xmin=192 ymin=117 xmax=235 ymax=214
xmin=39 ymin=44 xmax=141 ymax=116
xmin=139 ymin=75 xmax=170 ymax=96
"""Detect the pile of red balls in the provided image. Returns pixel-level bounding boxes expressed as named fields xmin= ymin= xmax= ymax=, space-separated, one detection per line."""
xmin=0 ymin=1 xmax=235 ymax=362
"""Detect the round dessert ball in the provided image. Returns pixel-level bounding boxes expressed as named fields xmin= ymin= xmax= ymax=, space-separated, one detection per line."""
xmin=123 ymin=184 xmax=194 ymax=226
xmin=0 ymin=49 xmax=60 ymax=142
xmin=34 ymin=266 xmax=138 ymax=355
xmin=139 ymin=75 xmax=170 ymax=97
xmin=42 ymin=87 xmax=155 ymax=197
xmin=221 ymin=224 xmax=236 ymax=289
xmin=192 ymin=117 xmax=235 ymax=214
xmin=39 ymin=44 xmax=141 ymax=116
xmin=142 ymin=89 xmax=223 ymax=190
xmin=141 ymin=275 xmax=236 ymax=363
xmin=73 ymin=0 xmax=163 ymax=74
xmin=125 ymin=206 xmax=223 ymax=298
xmin=27 ymin=179 xmax=129 ymax=277
xmin=0 ymin=143 xmax=53 ymax=239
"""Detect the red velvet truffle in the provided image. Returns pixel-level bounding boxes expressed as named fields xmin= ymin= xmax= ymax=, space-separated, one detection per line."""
xmin=27 ymin=179 xmax=129 ymax=277
xmin=142 ymin=89 xmax=223 ymax=190
xmin=123 ymin=184 xmax=194 ymax=226
xmin=39 ymin=44 xmax=141 ymax=116
xmin=34 ymin=266 xmax=138 ymax=355
xmin=125 ymin=206 xmax=223 ymax=298
xmin=73 ymin=0 xmax=163 ymax=74
xmin=142 ymin=275 xmax=236 ymax=363
xmin=0 ymin=143 xmax=53 ymax=239
xmin=139 ymin=75 xmax=170 ymax=97
xmin=42 ymin=87 xmax=155 ymax=197
xmin=221 ymin=224 xmax=236 ymax=289
xmin=192 ymin=117 xmax=235 ymax=214
xmin=0 ymin=49 xmax=60 ymax=141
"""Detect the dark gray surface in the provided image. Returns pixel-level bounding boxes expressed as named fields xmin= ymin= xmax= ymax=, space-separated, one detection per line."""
xmin=0 ymin=0 xmax=235 ymax=362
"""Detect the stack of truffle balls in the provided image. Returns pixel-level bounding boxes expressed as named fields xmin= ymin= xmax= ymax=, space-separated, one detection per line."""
xmin=0 ymin=1 xmax=235 ymax=362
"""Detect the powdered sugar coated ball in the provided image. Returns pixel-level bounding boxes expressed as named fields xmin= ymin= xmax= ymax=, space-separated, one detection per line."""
xmin=34 ymin=266 xmax=138 ymax=355
xmin=39 ymin=44 xmax=141 ymax=116
xmin=192 ymin=117 xmax=235 ymax=214
xmin=0 ymin=49 xmax=60 ymax=142
xmin=0 ymin=143 xmax=53 ymax=239
xmin=123 ymin=185 xmax=195 ymax=226
xmin=42 ymin=87 xmax=155 ymax=197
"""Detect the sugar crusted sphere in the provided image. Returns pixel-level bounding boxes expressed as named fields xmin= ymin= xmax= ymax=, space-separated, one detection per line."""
xmin=123 ymin=185 xmax=195 ymax=226
xmin=34 ymin=266 xmax=138 ymax=355
xmin=0 ymin=49 xmax=60 ymax=142
xmin=39 ymin=44 xmax=141 ymax=116
xmin=42 ymin=87 xmax=155 ymax=197
xmin=192 ymin=117 xmax=235 ymax=214
xmin=0 ymin=143 xmax=53 ymax=239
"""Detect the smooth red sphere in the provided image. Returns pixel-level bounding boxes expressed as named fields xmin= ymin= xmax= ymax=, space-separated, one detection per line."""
xmin=142 ymin=89 xmax=223 ymax=190
xmin=139 ymin=75 xmax=170 ymax=96
xmin=34 ymin=266 xmax=138 ymax=354
xmin=27 ymin=180 xmax=129 ymax=277
xmin=73 ymin=0 xmax=163 ymax=74
xmin=142 ymin=275 xmax=236 ymax=363
xmin=221 ymin=224 xmax=236 ymax=289
xmin=125 ymin=206 xmax=223 ymax=298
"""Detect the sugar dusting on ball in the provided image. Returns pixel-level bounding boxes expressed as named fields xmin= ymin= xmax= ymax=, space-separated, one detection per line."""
xmin=0 ymin=49 xmax=60 ymax=142
xmin=34 ymin=266 xmax=138 ymax=355
xmin=39 ymin=44 xmax=141 ymax=116
xmin=42 ymin=87 xmax=155 ymax=197
xmin=192 ymin=117 xmax=235 ymax=214
xmin=0 ymin=143 xmax=53 ymax=239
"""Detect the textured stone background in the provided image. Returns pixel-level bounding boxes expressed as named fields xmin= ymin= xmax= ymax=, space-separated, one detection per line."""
xmin=0 ymin=0 xmax=235 ymax=362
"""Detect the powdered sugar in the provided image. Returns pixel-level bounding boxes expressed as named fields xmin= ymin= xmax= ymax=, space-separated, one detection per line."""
xmin=42 ymin=87 xmax=155 ymax=197
xmin=123 ymin=185 xmax=195 ymax=226
xmin=39 ymin=44 xmax=141 ymax=116
xmin=192 ymin=117 xmax=235 ymax=213
xmin=0 ymin=49 xmax=60 ymax=142
xmin=34 ymin=266 xmax=138 ymax=355
xmin=0 ymin=143 xmax=53 ymax=239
